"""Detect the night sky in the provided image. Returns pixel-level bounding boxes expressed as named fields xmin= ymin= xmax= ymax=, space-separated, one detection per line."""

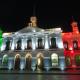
xmin=0 ymin=0 xmax=80 ymax=32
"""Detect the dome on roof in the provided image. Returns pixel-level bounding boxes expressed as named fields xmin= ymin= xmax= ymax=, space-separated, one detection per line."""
xmin=16 ymin=16 xmax=44 ymax=33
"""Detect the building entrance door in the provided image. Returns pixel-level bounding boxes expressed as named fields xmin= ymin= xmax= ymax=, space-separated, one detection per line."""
xmin=51 ymin=53 xmax=59 ymax=67
xmin=36 ymin=53 xmax=44 ymax=71
xmin=25 ymin=53 xmax=32 ymax=70
xmin=14 ymin=54 xmax=21 ymax=70
xmin=2 ymin=54 xmax=8 ymax=69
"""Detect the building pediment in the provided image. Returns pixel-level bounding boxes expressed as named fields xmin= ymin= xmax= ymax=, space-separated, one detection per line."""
xmin=16 ymin=26 xmax=44 ymax=33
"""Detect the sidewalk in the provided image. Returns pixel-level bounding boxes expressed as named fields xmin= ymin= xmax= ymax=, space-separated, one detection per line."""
xmin=0 ymin=70 xmax=80 ymax=75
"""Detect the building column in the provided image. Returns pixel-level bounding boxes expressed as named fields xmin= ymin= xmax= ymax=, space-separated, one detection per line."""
xmin=42 ymin=38 xmax=44 ymax=48
xmin=11 ymin=38 xmax=16 ymax=50
xmin=0 ymin=39 xmax=6 ymax=51
xmin=21 ymin=39 xmax=26 ymax=50
xmin=44 ymin=35 xmax=49 ymax=49
xmin=36 ymin=37 xmax=38 ymax=48
xmin=9 ymin=39 xmax=13 ymax=50
xmin=11 ymin=38 xmax=17 ymax=50
xmin=32 ymin=37 xmax=36 ymax=50
xmin=56 ymin=37 xmax=63 ymax=49
xmin=25 ymin=39 xmax=28 ymax=49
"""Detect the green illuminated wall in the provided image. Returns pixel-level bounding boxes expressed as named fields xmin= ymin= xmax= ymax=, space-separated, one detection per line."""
xmin=0 ymin=28 xmax=3 ymax=48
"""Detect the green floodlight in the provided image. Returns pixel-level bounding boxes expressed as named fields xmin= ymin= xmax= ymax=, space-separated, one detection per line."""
xmin=0 ymin=28 xmax=2 ymax=38
xmin=0 ymin=28 xmax=3 ymax=48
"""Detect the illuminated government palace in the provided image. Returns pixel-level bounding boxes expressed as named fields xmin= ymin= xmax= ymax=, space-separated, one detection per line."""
xmin=0 ymin=16 xmax=64 ymax=71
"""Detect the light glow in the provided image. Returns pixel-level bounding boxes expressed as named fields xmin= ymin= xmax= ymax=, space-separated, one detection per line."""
xmin=32 ymin=38 xmax=36 ymax=50
xmin=45 ymin=36 xmax=49 ymax=49
xmin=60 ymin=61 xmax=65 ymax=71
xmin=21 ymin=39 xmax=25 ymax=50
xmin=51 ymin=53 xmax=58 ymax=66
xmin=56 ymin=37 xmax=63 ymax=49
xmin=8 ymin=60 xmax=13 ymax=70
xmin=69 ymin=47 xmax=73 ymax=50
xmin=3 ymin=33 xmax=12 ymax=37
xmin=20 ymin=62 xmax=24 ymax=70
xmin=37 ymin=58 xmax=41 ymax=65
xmin=11 ymin=40 xmax=15 ymax=50
xmin=0 ymin=42 xmax=6 ymax=51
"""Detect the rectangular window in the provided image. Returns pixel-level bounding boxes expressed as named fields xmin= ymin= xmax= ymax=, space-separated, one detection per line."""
xmin=27 ymin=39 xmax=32 ymax=49
xmin=50 ymin=37 xmax=56 ymax=49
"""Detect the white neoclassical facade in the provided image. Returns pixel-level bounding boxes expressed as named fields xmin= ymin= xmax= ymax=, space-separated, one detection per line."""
xmin=1 ymin=22 xmax=63 ymax=51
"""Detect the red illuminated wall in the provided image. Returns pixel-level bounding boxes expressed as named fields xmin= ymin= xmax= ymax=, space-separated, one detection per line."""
xmin=62 ymin=21 xmax=80 ymax=68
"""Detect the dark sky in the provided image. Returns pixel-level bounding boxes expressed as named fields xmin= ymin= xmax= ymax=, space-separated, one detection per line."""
xmin=0 ymin=0 xmax=80 ymax=32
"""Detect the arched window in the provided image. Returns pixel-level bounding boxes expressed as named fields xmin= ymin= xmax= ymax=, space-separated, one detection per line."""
xmin=51 ymin=53 xmax=59 ymax=66
xmin=63 ymin=41 xmax=68 ymax=50
xmin=2 ymin=54 xmax=8 ymax=67
xmin=14 ymin=54 xmax=21 ymax=70
xmin=75 ymin=55 xmax=80 ymax=66
xmin=25 ymin=53 xmax=32 ymax=70
xmin=65 ymin=56 xmax=71 ymax=66
xmin=73 ymin=40 xmax=78 ymax=50
xmin=36 ymin=52 xmax=44 ymax=70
